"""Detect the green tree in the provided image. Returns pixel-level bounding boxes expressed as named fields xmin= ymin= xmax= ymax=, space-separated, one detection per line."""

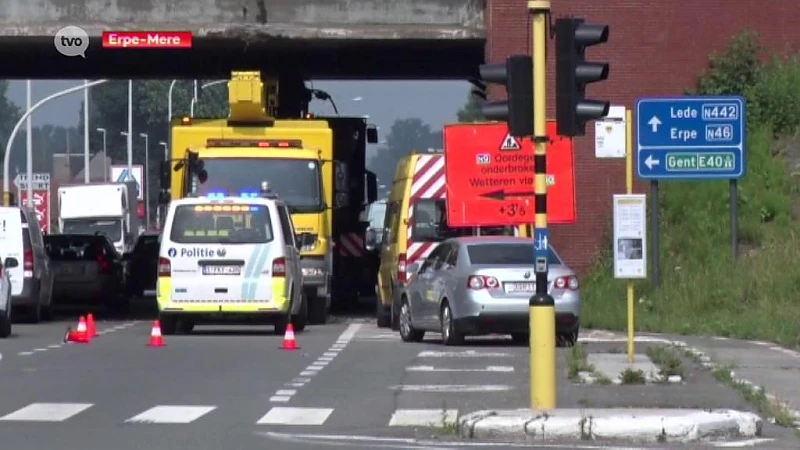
xmin=79 ymin=80 xmax=228 ymax=204
xmin=0 ymin=80 xmax=22 ymax=173
xmin=368 ymin=117 xmax=442 ymax=185
xmin=456 ymin=92 xmax=484 ymax=122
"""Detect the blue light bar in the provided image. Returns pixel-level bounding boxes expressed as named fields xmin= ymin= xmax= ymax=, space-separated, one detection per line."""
xmin=240 ymin=191 xmax=259 ymax=199
xmin=206 ymin=192 xmax=225 ymax=199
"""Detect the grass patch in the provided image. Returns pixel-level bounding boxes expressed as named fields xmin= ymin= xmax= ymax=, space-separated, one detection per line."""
xmin=581 ymin=30 xmax=800 ymax=349
xmin=433 ymin=401 xmax=459 ymax=434
xmin=567 ymin=344 xmax=593 ymax=381
xmin=712 ymin=366 xmax=797 ymax=427
xmin=646 ymin=346 xmax=685 ymax=379
xmin=620 ymin=368 xmax=646 ymax=385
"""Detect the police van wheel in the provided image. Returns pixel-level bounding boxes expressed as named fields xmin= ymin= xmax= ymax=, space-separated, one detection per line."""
xmin=160 ymin=315 xmax=178 ymax=335
xmin=292 ymin=293 xmax=308 ymax=332
xmin=0 ymin=315 xmax=11 ymax=338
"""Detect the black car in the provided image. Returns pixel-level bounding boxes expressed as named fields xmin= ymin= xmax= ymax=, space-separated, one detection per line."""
xmin=124 ymin=232 xmax=160 ymax=298
xmin=44 ymin=234 xmax=127 ymax=312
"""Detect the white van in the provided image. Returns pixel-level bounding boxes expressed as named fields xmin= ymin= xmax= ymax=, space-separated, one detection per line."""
xmin=0 ymin=207 xmax=23 ymax=336
xmin=157 ymin=189 xmax=305 ymax=335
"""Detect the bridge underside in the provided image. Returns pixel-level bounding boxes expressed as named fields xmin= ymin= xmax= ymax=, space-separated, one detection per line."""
xmin=0 ymin=36 xmax=484 ymax=80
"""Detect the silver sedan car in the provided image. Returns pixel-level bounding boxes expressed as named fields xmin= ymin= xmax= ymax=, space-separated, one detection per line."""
xmin=398 ymin=236 xmax=580 ymax=346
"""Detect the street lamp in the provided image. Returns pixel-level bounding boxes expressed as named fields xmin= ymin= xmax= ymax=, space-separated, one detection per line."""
xmin=140 ymin=133 xmax=150 ymax=226
xmin=96 ymin=127 xmax=107 ymax=181
xmin=159 ymin=141 xmax=168 ymax=161
xmin=190 ymin=79 xmax=227 ymax=117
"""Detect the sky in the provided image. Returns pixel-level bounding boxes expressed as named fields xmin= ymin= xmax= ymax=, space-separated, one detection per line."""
xmin=6 ymin=80 xmax=471 ymax=149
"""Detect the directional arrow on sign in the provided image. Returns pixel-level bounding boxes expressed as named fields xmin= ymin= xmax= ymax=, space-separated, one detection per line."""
xmin=648 ymin=116 xmax=662 ymax=132
xmin=644 ymin=154 xmax=661 ymax=169
xmin=480 ymin=190 xmax=535 ymax=200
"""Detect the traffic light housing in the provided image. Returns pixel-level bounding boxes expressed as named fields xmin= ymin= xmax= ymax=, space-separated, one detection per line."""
xmin=555 ymin=18 xmax=610 ymax=137
xmin=479 ymin=55 xmax=533 ymax=137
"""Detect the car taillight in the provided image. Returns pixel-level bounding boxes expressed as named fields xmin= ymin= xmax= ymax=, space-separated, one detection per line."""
xmin=97 ymin=254 xmax=111 ymax=273
xmin=272 ymin=257 xmax=286 ymax=277
xmin=397 ymin=253 xmax=407 ymax=283
xmin=467 ymin=275 xmax=500 ymax=290
xmin=23 ymin=248 xmax=33 ymax=271
xmin=554 ymin=275 xmax=579 ymax=290
xmin=158 ymin=257 xmax=171 ymax=277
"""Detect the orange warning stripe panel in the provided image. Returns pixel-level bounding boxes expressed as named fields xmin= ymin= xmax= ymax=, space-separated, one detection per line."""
xmin=337 ymin=232 xmax=364 ymax=257
xmin=407 ymin=154 xmax=446 ymax=246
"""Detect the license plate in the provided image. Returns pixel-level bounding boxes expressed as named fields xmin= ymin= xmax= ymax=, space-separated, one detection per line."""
xmin=504 ymin=282 xmax=536 ymax=293
xmin=59 ymin=266 xmax=83 ymax=276
xmin=202 ymin=265 xmax=242 ymax=276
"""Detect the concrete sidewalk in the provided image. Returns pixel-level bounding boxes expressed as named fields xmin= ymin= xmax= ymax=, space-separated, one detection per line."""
xmin=580 ymin=331 xmax=800 ymax=427
xmin=458 ymin=408 xmax=762 ymax=443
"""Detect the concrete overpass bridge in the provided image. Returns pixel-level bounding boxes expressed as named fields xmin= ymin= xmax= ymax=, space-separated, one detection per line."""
xmin=0 ymin=0 xmax=485 ymax=79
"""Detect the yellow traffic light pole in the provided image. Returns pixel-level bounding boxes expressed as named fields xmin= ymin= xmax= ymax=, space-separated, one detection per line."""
xmin=528 ymin=0 xmax=556 ymax=410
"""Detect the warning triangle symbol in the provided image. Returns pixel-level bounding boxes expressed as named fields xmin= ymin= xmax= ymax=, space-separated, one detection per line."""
xmin=500 ymin=133 xmax=521 ymax=151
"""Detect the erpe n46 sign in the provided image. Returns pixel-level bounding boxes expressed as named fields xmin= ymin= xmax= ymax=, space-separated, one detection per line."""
xmin=443 ymin=121 xmax=576 ymax=227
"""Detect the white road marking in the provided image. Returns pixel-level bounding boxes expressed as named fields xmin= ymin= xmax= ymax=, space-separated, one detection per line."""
xmin=18 ymin=351 xmax=34 ymax=356
xmin=713 ymin=438 xmax=776 ymax=447
xmin=0 ymin=402 xmax=93 ymax=422
xmin=323 ymin=352 xmax=339 ymax=357
xmin=389 ymin=408 xmax=459 ymax=427
xmin=417 ymin=350 xmax=512 ymax=358
xmin=406 ymin=365 xmax=514 ymax=373
xmin=32 ymin=347 xmax=48 ymax=352
xmin=47 ymin=344 xmax=62 ymax=349
xmin=292 ymin=377 xmax=311 ymax=384
xmin=389 ymin=384 xmax=513 ymax=392
xmin=275 ymin=390 xmax=296 ymax=396
xmin=269 ymin=396 xmax=292 ymax=402
xmin=300 ymin=371 xmax=316 ymax=376
xmin=318 ymin=356 xmax=334 ymax=362
xmin=285 ymin=382 xmax=305 ymax=388
xmin=125 ymin=405 xmax=216 ymax=424
xmin=309 ymin=363 xmax=327 ymax=369
xmin=256 ymin=407 xmax=333 ymax=425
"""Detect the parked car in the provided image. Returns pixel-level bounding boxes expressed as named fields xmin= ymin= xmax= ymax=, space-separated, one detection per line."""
xmin=0 ymin=206 xmax=54 ymax=323
xmin=0 ymin=256 xmax=19 ymax=338
xmin=123 ymin=232 xmax=160 ymax=299
xmin=397 ymin=236 xmax=580 ymax=346
xmin=44 ymin=234 xmax=128 ymax=313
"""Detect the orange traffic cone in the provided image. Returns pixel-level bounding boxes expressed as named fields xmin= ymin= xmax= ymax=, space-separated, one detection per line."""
xmin=86 ymin=313 xmax=97 ymax=338
xmin=147 ymin=320 xmax=165 ymax=347
xmin=281 ymin=323 xmax=299 ymax=350
xmin=66 ymin=316 xmax=89 ymax=344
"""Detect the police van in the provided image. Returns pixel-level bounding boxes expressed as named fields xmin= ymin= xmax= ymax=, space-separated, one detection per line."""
xmin=157 ymin=183 xmax=306 ymax=335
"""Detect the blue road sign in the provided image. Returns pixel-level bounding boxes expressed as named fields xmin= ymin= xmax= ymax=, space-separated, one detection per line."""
xmin=534 ymin=228 xmax=549 ymax=258
xmin=636 ymin=96 xmax=745 ymax=180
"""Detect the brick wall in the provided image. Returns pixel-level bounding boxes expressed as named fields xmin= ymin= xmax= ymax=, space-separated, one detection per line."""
xmin=487 ymin=0 xmax=800 ymax=274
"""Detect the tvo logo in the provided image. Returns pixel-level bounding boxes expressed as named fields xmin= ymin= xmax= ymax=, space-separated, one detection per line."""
xmin=54 ymin=26 xmax=89 ymax=58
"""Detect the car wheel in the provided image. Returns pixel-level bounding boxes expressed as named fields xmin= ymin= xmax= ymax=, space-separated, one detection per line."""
xmin=292 ymin=291 xmax=308 ymax=333
xmin=0 ymin=314 xmax=11 ymax=338
xmin=306 ymin=289 xmax=328 ymax=325
xmin=440 ymin=301 xmax=464 ymax=346
xmin=511 ymin=333 xmax=529 ymax=345
xmin=558 ymin=329 xmax=579 ymax=347
xmin=398 ymin=297 xmax=424 ymax=343
xmin=159 ymin=315 xmax=178 ymax=335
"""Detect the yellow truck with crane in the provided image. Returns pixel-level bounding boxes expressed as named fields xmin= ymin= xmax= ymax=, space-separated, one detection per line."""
xmin=157 ymin=71 xmax=378 ymax=326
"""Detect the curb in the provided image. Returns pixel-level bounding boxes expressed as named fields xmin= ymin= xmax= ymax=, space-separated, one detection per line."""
xmin=458 ymin=409 xmax=762 ymax=443
xmin=580 ymin=332 xmax=800 ymax=428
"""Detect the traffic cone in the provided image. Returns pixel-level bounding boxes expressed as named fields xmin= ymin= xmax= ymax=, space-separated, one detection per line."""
xmin=147 ymin=320 xmax=165 ymax=347
xmin=281 ymin=323 xmax=299 ymax=350
xmin=86 ymin=313 xmax=97 ymax=338
xmin=66 ymin=316 xmax=89 ymax=344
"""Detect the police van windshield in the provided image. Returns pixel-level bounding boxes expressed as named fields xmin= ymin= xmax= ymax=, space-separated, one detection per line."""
xmin=194 ymin=158 xmax=323 ymax=213
xmin=170 ymin=204 xmax=274 ymax=244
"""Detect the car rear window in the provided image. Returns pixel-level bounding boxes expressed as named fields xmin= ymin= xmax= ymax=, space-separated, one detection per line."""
xmin=44 ymin=236 xmax=109 ymax=261
xmin=169 ymin=204 xmax=274 ymax=244
xmin=466 ymin=243 xmax=563 ymax=266
xmin=22 ymin=226 xmax=32 ymax=250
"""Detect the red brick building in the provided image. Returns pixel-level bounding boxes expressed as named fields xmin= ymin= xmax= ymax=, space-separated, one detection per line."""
xmin=486 ymin=0 xmax=800 ymax=273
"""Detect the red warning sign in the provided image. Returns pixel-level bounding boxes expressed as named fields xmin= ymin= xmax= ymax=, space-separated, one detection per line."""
xmin=444 ymin=121 xmax=576 ymax=227
xmin=19 ymin=189 xmax=50 ymax=234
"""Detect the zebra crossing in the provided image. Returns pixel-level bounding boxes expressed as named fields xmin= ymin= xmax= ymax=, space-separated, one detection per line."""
xmin=0 ymin=402 xmax=469 ymax=427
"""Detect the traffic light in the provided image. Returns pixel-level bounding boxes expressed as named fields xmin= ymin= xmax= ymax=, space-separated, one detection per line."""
xmin=555 ymin=18 xmax=610 ymax=137
xmin=478 ymin=55 xmax=533 ymax=137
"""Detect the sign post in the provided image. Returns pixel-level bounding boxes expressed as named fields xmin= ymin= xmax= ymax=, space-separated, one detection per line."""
xmin=636 ymin=96 xmax=746 ymax=285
